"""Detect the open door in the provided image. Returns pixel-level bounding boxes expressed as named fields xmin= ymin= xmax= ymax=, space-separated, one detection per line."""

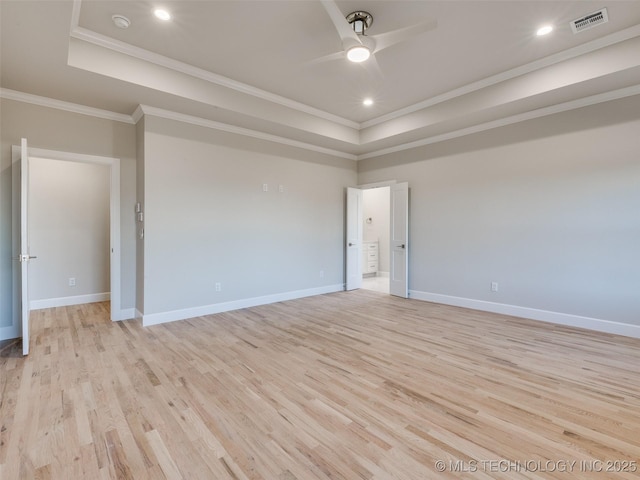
xmin=389 ymin=182 xmax=408 ymax=298
xmin=18 ymin=138 xmax=35 ymax=355
xmin=345 ymin=187 xmax=363 ymax=290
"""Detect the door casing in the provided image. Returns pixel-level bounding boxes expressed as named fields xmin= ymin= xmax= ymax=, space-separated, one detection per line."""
xmin=10 ymin=143 xmax=124 ymax=348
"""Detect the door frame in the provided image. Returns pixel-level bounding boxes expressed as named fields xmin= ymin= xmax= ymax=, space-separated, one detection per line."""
xmin=347 ymin=180 xmax=410 ymax=297
xmin=11 ymin=145 xmax=123 ymax=330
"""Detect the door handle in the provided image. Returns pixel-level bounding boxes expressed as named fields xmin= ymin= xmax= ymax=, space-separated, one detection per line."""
xmin=348 ymin=242 xmax=355 ymax=247
xmin=399 ymin=244 xmax=405 ymax=249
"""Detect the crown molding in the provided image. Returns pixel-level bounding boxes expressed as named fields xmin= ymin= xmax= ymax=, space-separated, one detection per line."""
xmin=71 ymin=0 xmax=640 ymax=133
xmin=0 ymin=88 xmax=135 ymax=124
xmin=137 ymin=105 xmax=358 ymax=161
xmin=70 ymin=0 xmax=359 ymax=131
xmin=5 ymin=83 xmax=638 ymax=162
xmin=132 ymin=105 xmax=144 ymax=124
xmin=361 ymin=23 xmax=640 ymax=130
xmin=8 ymin=1 xmax=640 ymax=163
xmin=1 ymin=88 xmax=355 ymax=160
xmin=358 ymin=84 xmax=640 ymax=160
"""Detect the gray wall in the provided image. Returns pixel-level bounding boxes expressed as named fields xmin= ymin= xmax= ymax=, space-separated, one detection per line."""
xmin=0 ymin=98 xmax=137 ymax=335
xmin=358 ymin=96 xmax=640 ymax=325
xmin=3 ymin=93 xmax=638 ymax=336
xmin=140 ymin=115 xmax=357 ymax=317
xmin=29 ymin=158 xmax=110 ymax=302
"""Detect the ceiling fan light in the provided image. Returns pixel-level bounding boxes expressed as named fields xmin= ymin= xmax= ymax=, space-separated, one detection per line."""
xmin=347 ymin=45 xmax=370 ymax=63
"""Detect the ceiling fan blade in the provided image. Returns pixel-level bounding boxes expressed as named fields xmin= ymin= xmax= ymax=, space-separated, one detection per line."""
xmin=362 ymin=54 xmax=384 ymax=80
xmin=320 ymin=0 xmax=362 ymax=49
xmin=370 ymin=19 xmax=438 ymax=53
xmin=305 ymin=51 xmax=346 ymax=66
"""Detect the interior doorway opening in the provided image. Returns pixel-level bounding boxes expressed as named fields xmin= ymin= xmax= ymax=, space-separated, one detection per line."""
xmin=29 ymin=157 xmax=111 ymax=310
xmin=345 ymin=181 xmax=408 ymax=298
xmin=11 ymin=142 xmax=123 ymax=355
xmin=361 ymin=186 xmax=390 ymax=294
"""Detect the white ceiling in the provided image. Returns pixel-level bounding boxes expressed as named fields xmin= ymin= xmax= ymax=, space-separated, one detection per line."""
xmin=2 ymin=1 xmax=640 ymax=159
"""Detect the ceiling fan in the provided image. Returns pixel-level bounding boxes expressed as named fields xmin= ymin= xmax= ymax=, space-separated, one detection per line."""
xmin=320 ymin=0 xmax=438 ymax=64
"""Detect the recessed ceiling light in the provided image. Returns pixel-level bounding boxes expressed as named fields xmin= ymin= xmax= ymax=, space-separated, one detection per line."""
xmin=363 ymin=98 xmax=374 ymax=106
xmin=536 ymin=25 xmax=553 ymax=36
xmin=154 ymin=9 xmax=171 ymax=21
xmin=347 ymin=45 xmax=370 ymax=63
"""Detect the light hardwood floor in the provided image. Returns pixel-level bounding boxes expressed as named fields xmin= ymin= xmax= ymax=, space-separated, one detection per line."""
xmin=1 ymin=291 xmax=639 ymax=479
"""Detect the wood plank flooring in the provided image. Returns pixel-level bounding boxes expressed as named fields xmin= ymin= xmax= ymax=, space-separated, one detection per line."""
xmin=1 ymin=290 xmax=639 ymax=479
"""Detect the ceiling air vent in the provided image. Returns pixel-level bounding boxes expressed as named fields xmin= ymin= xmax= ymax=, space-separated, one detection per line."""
xmin=570 ymin=8 xmax=608 ymax=34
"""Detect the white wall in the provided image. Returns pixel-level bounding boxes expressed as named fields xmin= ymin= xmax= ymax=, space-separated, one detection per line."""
xmin=29 ymin=158 xmax=110 ymax=306
xmin=140 ymin=115 xmax=357 ymax=323
xmin=363 ymin=187 xmax=390 ymax=273
xmin=358 ymin=96 xmax=640 ymax=330
xmin=0 ymin=98 xmax=137 ymax=339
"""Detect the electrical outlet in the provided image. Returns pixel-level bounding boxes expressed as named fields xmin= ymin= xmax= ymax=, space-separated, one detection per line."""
xmin=215 ymin=282 xmax=221 ymax=292
xmin=69 ymin=277 xmax=76 ymax=287
xmin=491 ymin=282 xmax=499 ymax=292
xmin=262 ymin=183 xmax=268 ymax=192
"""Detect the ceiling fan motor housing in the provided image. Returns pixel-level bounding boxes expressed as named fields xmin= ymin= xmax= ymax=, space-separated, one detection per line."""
xmin=346 ymin=11 xmax=373 ymax=35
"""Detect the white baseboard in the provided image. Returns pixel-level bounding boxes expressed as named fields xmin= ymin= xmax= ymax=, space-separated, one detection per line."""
xmin=143 ymin=284 xmax=344 ymax=327
xmin=409 ymin=290 xmax=640 ymax=339
xmin=30 ymin=292 xmax=110 ymax=310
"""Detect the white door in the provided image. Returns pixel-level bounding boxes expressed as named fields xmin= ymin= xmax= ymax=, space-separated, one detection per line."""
xmin=389 ymin=182 xmax=409 ymax=298
xmin=345 ymin=187 xmax=363 ymax=290
xmin=19 ymin=138 xmax=34 ymax=355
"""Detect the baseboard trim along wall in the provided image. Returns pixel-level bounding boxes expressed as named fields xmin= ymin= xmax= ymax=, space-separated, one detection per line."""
xmin=30 ymin=292 xmax=110 ymax=310
xmin=142 ymin=284 xmax=344 ymax=327
xmin=409 ymin=290 xmax=640 ymax=339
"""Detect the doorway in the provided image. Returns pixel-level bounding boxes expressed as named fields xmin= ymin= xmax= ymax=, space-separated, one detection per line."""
xmin=29 ymin=157 xmax=111 ymax=309
xmin=346 ymin=182 xmax=409 ymax=297
xmin=11 ymin=143 xmax=123 ymax=353
xmin=361 ymin=186 xmax=390 ymax=294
